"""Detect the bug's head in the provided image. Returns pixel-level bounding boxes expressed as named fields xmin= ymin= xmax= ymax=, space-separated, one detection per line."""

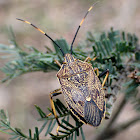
xmin=63 ymin=53 xmax=75 ymax=63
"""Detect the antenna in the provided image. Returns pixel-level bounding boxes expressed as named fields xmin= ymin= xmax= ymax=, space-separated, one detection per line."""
xmin=16 ymin=18 xmax=65 ymax=56
xmin=70 ymin=2 xmax=98 ymax=54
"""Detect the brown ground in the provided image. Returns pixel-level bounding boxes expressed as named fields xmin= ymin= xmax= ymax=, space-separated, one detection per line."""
xmin=0 ymin=0 xmax=140 ymax=139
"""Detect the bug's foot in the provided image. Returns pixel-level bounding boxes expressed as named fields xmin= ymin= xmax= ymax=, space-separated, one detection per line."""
xmin=93 ymin=56 xmax=97 ymax=61
xmin=46 ymin=112 xmax=52 ymax=117
xmin=56 ymin=125 xmax=60 ymax=135
xmin=102 ymin=87 xmax=107 ymax=90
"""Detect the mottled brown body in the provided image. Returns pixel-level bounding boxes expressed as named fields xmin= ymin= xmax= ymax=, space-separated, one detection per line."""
xmin=57 ymin=54 xmax=105 ymax=126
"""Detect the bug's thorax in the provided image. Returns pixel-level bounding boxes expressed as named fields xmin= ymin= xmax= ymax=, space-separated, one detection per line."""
xmin=57 ymin=53 xmax=92 ymax=79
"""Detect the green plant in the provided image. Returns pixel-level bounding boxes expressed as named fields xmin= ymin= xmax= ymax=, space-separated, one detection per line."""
xmin=0 ymin=28 xmax=139 ymax=140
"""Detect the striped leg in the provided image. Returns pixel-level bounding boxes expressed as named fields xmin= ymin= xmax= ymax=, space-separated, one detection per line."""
xmin=93 ymin=68 xmax=99 ymax=76
xmin=48 ymin=89 xmax=62 ymax=134
xmin=54 ymin=59 xmax=62 ymax=67
xmin=84 ymin=56 xmax=97 ymax=62
xmin=98 ymin=69 xmax=109 ymax=87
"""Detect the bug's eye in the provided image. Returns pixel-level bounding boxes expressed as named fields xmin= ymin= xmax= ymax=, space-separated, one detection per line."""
xmin=67 ymin=77 xmax=71 ymax=81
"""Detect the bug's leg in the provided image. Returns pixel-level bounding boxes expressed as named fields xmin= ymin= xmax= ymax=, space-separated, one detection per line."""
xmin=84 ymin=56 xmax=97 ymax=62
xmin=49 ymin=88 xmax=62 ymax=119
xmin=93 ymin=56 xmax=97 ymax=61
xmin=84 ymin=57 xmax=92 ymax=62
xmin=46 ymin=112 xmax=52 ymax=117
xmin=49 ymin=89 xmax=62 ymax=134
xmin=46 ymin=90 xmax=62 ymax=117
xmin=98 ymin=69 xmax=109 ymax=87
xmin=54 ymin=59 xmax=62 ymax=67
xmin=93 ymin=67 xmax=99 ymax=76
xmin=49 ymin=89 xmax=70 ymax=135
xmin=98 ymin=69 xmax=109 ymax=78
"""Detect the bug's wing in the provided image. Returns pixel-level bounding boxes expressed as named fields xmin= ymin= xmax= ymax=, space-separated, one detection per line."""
xmin=58 ymin=70 xmax=88 ymax=123
xmin=59 ymin=67 xmax=105 ymax=126
xmin=86 ymin=68 xmax=106 ymax=126
xmin=84 ymin=98 xmax=105 ymax=126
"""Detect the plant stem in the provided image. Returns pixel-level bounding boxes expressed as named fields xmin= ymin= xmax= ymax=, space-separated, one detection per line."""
xmin=95 ymin=94 xmax=127 ymax=140
xmin=106 ymin=94 xmax=127 ymax=128
xmin=105 ymin=116 xmax=140 ymax=138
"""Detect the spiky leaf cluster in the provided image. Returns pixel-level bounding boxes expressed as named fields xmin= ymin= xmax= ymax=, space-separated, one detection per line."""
xmin=0 ymin=28 xmax=139 ymax=140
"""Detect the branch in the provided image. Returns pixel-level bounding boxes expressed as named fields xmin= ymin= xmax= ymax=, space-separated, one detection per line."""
xmin=103 ymin=116 xmax=140 ymax=140
xmin=107 ymin=95 xmax=127 ymax=128
xmin=95 ymin=95 xmax=127 ymax=140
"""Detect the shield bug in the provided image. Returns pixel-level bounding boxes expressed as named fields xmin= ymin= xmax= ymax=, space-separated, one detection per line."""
xmin=17 ymin=3 xmax=109 ymax=129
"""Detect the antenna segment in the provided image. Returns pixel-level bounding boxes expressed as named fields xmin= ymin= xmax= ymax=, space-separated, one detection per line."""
xmin=70 ymin=2 xmax=98 ymax=54
xmin=16 ymin=18 xmax=65 ymax=56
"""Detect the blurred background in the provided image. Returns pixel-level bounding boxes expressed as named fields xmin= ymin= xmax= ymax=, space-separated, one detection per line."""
xmin=0 ymin=0 xmax=140 ymax=139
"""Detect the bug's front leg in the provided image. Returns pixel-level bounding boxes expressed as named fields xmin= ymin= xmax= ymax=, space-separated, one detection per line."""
xmin=54 ymin=59 xmax=62 ymax=67
xmin=84 ymin=56 xmax=97 ymax=62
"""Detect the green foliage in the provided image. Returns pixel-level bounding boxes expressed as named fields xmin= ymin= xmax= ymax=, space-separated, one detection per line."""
xmin=35 ymin=99 xmax=85 ymax=140
xmin=0 ymin=109 xmax=39 ymax=140
xmin=0 ymin=28 xmax=139 ymax=139
xmin=86 ymin=28 xmax=139 ymax=117
xmin=123 ymin=71 xmax=140 ymax=111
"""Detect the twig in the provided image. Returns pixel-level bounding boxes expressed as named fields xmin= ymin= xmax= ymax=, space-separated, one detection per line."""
xmin=95 ymin=94 xmax=127 ymax=140
xmin=97 ymin=116 xmax=140 ymax=140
